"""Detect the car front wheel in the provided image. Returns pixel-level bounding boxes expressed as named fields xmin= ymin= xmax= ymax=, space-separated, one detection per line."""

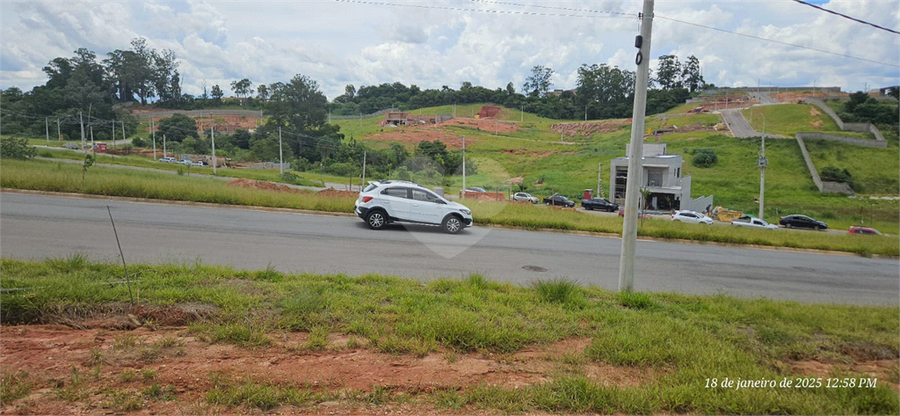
xmin=442 ymin=215 xmax=463 ymax=234
xmin=366 ymin=210 xmax=387 ymax=230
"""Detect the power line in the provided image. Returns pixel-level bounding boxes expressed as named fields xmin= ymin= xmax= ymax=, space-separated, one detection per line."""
xmin=334 ymin=0 xmax=899 ymax=69
xmin=792 ymin=0 xmax=900 ymax=35
xmin=333 ymin=0 xmax=630 ymax=19
xmin=654 ymin=15 xmax=900 ymax=69
xmin=469 ymin=0 xmax=631 ymax=17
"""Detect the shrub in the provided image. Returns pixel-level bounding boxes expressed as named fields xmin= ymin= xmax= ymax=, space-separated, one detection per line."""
xmin=0 ymin=137 xmax=37 ymax=160
xmin=820 ymin=166 xmax=852 ymax=183
xmin=691 ymin=148 xmax=718 ymax=168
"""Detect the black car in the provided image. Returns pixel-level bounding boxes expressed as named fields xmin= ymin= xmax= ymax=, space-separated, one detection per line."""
xmin=543 ymin=194 xmax=575 ymax=207
xmin=581 ymin=197 xmax=619 ymax=212
xmin=779 ymin=214 xmax=828 ymax=230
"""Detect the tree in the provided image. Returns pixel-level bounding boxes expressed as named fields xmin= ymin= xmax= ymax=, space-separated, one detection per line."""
xmin=82 ymin=153 xmax=95 ymax=184
xmin=523 ymin=65 xmax=554 ymax=98
xmin=506 ymin=82 xmax=516 ymax=95
xmin=210 ymin=85 xmax=224 ymax=104
xmin=656 ymin=55 xmax=682 ymax=90
xmin=231 ymin=129 xmax=251 ymax=149
xmin=576 ymin=64 xmax=635 ymax=119
xmin=230 ymin=78 xmax=252 ymax=105
xmin=264 ymin=74 xmax=332 ymax=156
xmin=152 ymin=48 xmax=180 ymax=104
xmin=157 ymin=113 xmax=198 ymax=142
xmin=681 ymin=55 xmax=704 ymax=93
xmin=256 ymin=84 xmax=269 ymax=102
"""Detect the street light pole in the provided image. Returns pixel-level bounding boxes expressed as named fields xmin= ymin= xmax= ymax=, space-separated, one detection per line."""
xmin=758 ymin=113 xmax=767 ymax=219
xmin=462 ymin=136 xmax=466 ymax=192
xmin=618 ymin=0 xmax=655 ymax=293
xmin=210 ymin=113 xmax=217 ymax=174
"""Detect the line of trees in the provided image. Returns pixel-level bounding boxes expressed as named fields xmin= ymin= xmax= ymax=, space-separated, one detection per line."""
xmin=327 ymin=56 xmax=705 ymax=120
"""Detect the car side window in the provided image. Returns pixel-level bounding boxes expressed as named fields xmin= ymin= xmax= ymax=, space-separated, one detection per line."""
xmin=410 ymin=188 xmax=443 ymax=203
xmin=382 ymin=187 xmax=408 ymax=198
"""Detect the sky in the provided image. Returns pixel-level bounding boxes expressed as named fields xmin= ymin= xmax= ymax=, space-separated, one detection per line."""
xmin=1 ymin=0 xmax=898 ymax=102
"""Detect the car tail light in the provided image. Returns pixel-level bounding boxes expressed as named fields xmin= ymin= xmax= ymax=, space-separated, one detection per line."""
xmin=362 ymin=196 xmax=373 ymax=203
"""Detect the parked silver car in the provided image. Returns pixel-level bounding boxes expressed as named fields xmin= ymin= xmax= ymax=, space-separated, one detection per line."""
xmin=511 ymin=192 xmax=539 ymax=203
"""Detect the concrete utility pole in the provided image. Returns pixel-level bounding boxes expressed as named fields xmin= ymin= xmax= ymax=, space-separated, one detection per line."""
xmin=45 ymin=118 xmax=49 ymax=145
xmin=210 ymin=114 xmax=217 ymax=174
xmin=597 ymin=163 xmax=603 ymax=198
xmin=362 ymin=151 xmax=367 ymax=188
xmin=758 ymin=114 xmax=767 ymax=219
xmin=56 ymin=118 xmax=61 ymax=142
xmin=618 ymin=0 xmax=654 ymax=293
xmin=151 ymin=118 xmax=157 ymax=160
xmin=80 ymin=111 xmax=85 ymax=150
xmin=121 ymin=121 xmax=125 ymax=150
xmin=462 ymin=136 xmax=466 ymax=192
xmin=278 ymin=127 xmax=284 ymax=176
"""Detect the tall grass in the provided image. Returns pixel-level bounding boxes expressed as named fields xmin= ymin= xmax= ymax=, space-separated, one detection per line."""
xmin=1 ymin=258 xmax=897 ymax=414
xmin=0 ymin=159 xmax=354 ymax=212
xmin=467 ymin=199 xmax=899 ymax=256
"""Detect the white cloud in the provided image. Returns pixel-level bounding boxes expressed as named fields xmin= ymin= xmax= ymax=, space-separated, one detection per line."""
xmin=1 ymin=0 xmax=897 ymax=101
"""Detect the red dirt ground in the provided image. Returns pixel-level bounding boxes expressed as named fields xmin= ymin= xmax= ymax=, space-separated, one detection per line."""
xmin=3 ymin=321 xmax=895 ymax=415
xmin=0 ymin=323 xmax=654 ymax=415
xmin=226 ymin=178 xmax=305 ymax=193
xmin=365 ymin=117 xmax=522 ymax=149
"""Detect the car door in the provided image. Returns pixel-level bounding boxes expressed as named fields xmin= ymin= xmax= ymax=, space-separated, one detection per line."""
xmin=409 ymin=189 xmax=444 ymax=224
xmin=380 ymin=187 xmax=411 ymax=221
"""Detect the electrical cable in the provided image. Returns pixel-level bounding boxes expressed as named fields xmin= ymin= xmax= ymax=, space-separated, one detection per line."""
xmin=332 ymin=0 xmax=899 ymax=68
xmin=792 ymin=0 xmax=900 ymax=35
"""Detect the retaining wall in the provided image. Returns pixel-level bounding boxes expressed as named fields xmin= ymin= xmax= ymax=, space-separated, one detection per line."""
xmin=802 ymin=97 xmax=886 ymax=143
xmin=796 ymin=136 xmax=824 ymax=192
xmin=796 ymin=132 xmax=887 ymax=148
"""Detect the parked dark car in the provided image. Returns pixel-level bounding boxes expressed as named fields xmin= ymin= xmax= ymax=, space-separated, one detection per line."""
xmin=543 ymin=194 xmax=575 ymax=207
xmin=581 ymin=197 xmax=619 ymax=212
xmin=779 ymin=214 xmax=828 ymax=230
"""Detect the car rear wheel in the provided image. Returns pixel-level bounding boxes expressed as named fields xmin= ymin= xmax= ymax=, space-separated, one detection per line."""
xmin=366 ymin=210 xmax=387 ymax=230
xmin=442 ymin=215 xmax=463 ymax=234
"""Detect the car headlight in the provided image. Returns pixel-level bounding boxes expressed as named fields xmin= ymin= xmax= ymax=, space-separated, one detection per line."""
xmin=459 ymin=209 xmax=471 ymax=215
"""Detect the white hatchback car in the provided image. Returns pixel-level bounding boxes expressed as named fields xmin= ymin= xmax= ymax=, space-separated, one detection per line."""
xmin=671 ymin=210 xmax=714 ymax=225
xmin=355 ymin=180 xmax=473 ymax=234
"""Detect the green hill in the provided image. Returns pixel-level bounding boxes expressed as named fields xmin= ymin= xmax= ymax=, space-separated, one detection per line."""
xmin=334 ymin=101 xmax=899 ymax=230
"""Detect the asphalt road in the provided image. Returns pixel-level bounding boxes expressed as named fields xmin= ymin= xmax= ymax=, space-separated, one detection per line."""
xmin=1 ymin=192 xmax=897 ymax=306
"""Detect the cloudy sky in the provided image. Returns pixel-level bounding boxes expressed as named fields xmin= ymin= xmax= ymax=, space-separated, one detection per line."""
xmin=1 ymin=0 xmax=898 ymax=101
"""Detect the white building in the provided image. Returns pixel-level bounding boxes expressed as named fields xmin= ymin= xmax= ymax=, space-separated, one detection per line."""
xmin=609 ymin=143 xmax=711 ymax=212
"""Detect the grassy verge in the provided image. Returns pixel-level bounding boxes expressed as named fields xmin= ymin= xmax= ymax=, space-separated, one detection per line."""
xmin=33 ymin=148 xmax=326 ymax=187
xmin=1 ymin=258 xmax=897 ymax=415
xmin=3 ymin=158 xmax=898 ymax=256
xmin=0 ymin=159 xmax=352 ymax=212
xmin=469 ymin=201 xmax=899 ymax=257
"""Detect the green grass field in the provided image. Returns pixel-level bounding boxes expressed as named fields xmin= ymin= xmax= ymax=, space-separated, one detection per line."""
xmin=1 ymin=258 xmax=897 ymax=414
